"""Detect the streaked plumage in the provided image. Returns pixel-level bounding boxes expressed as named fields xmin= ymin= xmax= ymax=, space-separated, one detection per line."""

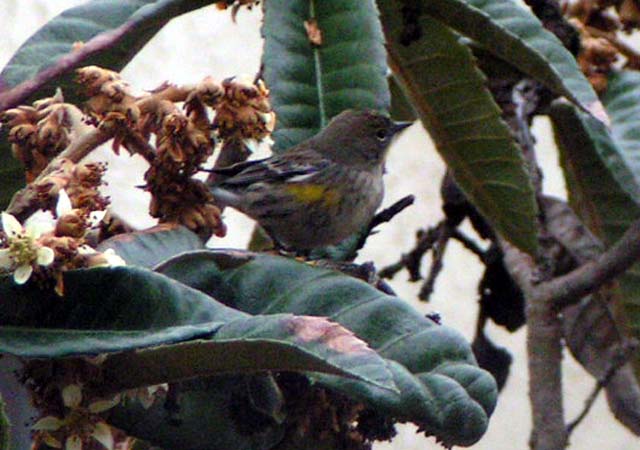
xmin=210 ymin=109 xmax=411 ymax=251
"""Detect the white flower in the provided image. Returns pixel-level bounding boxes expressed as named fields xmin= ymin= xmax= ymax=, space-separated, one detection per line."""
xmin=32 ymin=384 xmax=118 ymax=450
xmin=0 ymin=212 xmax=55 ymax=284
xmin=77 ymin=246 xmax=126 ymax=268
xmin=101 ymin=249 xmax=126 ymax=267
xmin=56 ymin=189 xmax=73 ymax=217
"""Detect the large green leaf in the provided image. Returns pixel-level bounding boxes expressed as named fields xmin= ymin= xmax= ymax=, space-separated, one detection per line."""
xmin=550 ymin=97 xmax=640 ymax=343
xmin=158 ymin=250 xmax=498 ymax=447
xmin=602 ymin=70 xmax=640 ymax=202
xmin=0 ymin=0 xmax=212 ymax=110
xmin=415 ymin=0 xmax=603 ymax=119
xmin=380 ymin=5 xmax=538 ymax=254
xmin=97 ymin=224 xmax=205 ymax=268
xmin=0 ymin=267 xmax=394 ymax=393
xmin=548 ymin=101 xmax=640 ymax=205
xmin=262 ymin=0 xmax=390 ymax=152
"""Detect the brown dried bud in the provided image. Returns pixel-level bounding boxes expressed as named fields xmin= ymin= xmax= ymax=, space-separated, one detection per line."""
xmin=618 ymin=0 xmax=640 ymax=29
xmin=0 ymin=106 xmax=39 ymax=127
xmin=76 ymin=66 xmax=120 ymax=96
xmin=55 ymin=212 xmax=87 ymax=238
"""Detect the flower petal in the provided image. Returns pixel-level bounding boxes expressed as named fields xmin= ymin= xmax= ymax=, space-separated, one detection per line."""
xmin=1 ymin=212 xmax=23 ymax=237
xmin=44 ymin=434 xmax=63 ymax=448
xmin=89 ymin=394 xmax=121 ymax=413
xmin=25 ymin=212 xmax=55 ymax=238
xmin=32 ymin=415 xmax=64 ymax=431
xmin=13 ymin=264 xmax=32 ymax=284
xmin=36 ymin=246 xmax=55 ymax=266
xmin=91 ymin=422 xmax=114 ymax=450
xmin=77 ymin=245 xmax=97 ymax=255
xmin=88 ymin=210 xmax=106 ymax=227
xmin=0 ymin=248 xmax=13 ymax=269
xmin=103 ymin=249 xmax=126 ymax=267
xmin=65 ymin=435 xmax=82 ymax=450
xmin=56 ymin=189 xmax=73 ymax=217
xmin=62 ymin=384 xmax=83 ymax=408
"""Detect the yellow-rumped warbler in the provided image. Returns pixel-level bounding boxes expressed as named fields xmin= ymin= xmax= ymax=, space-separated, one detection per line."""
xmin=210 ymin=109 xmax=411 ymax=251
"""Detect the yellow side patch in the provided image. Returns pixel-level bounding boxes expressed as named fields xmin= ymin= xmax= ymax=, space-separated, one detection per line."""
xmin=284 ymin=184 xmax=339 ymax=206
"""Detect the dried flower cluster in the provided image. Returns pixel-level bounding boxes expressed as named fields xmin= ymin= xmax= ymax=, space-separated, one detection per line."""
xmin=1 ymin=90 xmax=85 ymax=181
xmin=562 ymin=0 xmax=640 ymax=91
xmin=74 ymin=66 xmax=275 ymax=238
xmin=0 ymin=65 xmax=275 ymax=294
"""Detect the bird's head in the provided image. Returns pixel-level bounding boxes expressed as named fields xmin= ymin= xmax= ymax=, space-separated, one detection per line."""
xmin=312 ymin=109 xmax=412 ymax=170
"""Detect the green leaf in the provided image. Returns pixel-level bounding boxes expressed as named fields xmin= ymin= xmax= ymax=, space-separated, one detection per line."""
xmin=97 ymin=224 xmax=205 ymax=268
xmin=389 ymin=75 xmax=417 ymax=122
xmin=158 ymin=250 xmax=498 ymax=447
xmin=418 ymin=0 xmax=604 ymax=118
xmin=548 ymin=101 xmax=640 ymax=206
xmin=0 ymin=0 xmax=212 ymax=110
xmin=0 ymin=267 xmax=394 ymax=394
xmin=262 ymin=0 xmax=390 ymax=152
xmin=602 ymin=70 xmax=640 ymax=202
xmin=550 ymin=98 xmax=640 ymax=347
xmin=380 ymin=6 xmax=538 ymax=254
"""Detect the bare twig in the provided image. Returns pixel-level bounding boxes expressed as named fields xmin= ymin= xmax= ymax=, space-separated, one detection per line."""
xmin=379 ymin=219 xmax=444 ymax=280
xmin=451 ymin=228 xmax=486 ymax=261
xmin=418 ymin=224 xmax=451 ymax=301
xmin=352 ymin=195 xmax=415 ymax=256
xmin=368 ymin=195 xmax=415 ymax=232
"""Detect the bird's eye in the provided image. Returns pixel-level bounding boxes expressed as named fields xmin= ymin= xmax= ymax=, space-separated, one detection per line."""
xmin=375 ymin=129 xmax=387 ymax=140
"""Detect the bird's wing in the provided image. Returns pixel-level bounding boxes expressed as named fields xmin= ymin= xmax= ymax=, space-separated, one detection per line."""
xmin=214 ymin=152 xmax=329 ymax=188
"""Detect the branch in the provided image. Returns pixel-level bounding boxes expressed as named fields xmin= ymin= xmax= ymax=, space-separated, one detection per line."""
xmin=548 ymin=218 xmax=640 ymax=309
xmin=418 ymin=223 xmax=451 ymax=301
xmin=500 ymin=239 xmax=568 ymax=450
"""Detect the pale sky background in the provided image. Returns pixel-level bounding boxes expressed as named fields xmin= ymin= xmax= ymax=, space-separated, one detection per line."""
xmin=1 ymin=1 xmax=637 ymax=448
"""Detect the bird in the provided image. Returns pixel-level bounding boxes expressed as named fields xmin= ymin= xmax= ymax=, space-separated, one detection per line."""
xmin=209 ymin=109 xmax=412 ymax=252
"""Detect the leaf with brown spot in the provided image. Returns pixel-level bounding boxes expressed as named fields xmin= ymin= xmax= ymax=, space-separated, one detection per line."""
xmin=157 ymin=249 xmax=497 ymax=447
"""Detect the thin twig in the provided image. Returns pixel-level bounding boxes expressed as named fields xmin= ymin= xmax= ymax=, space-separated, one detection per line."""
xmin=566 ymin=341 xmax=638 ymax=435
xmin=353 ymin=194 xmax=415 ymax=254
xmin=379 ymin=219 xmax=445 ymax=280
xmin=367 ymin=195 xmax=415 ymax=232
xmin=451 ymin=228 xmax=486 ymax=262
xmin=419 ymin=223 xmax=452 ymax=301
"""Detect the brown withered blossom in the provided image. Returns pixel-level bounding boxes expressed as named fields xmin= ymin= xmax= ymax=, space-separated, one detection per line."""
xmin=1 ymin=90 xmax=84 ymax=181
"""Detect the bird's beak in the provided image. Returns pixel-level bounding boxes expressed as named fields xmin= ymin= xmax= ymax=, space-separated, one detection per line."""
xmin=391 ymin=121 xmax=413 ymax=135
